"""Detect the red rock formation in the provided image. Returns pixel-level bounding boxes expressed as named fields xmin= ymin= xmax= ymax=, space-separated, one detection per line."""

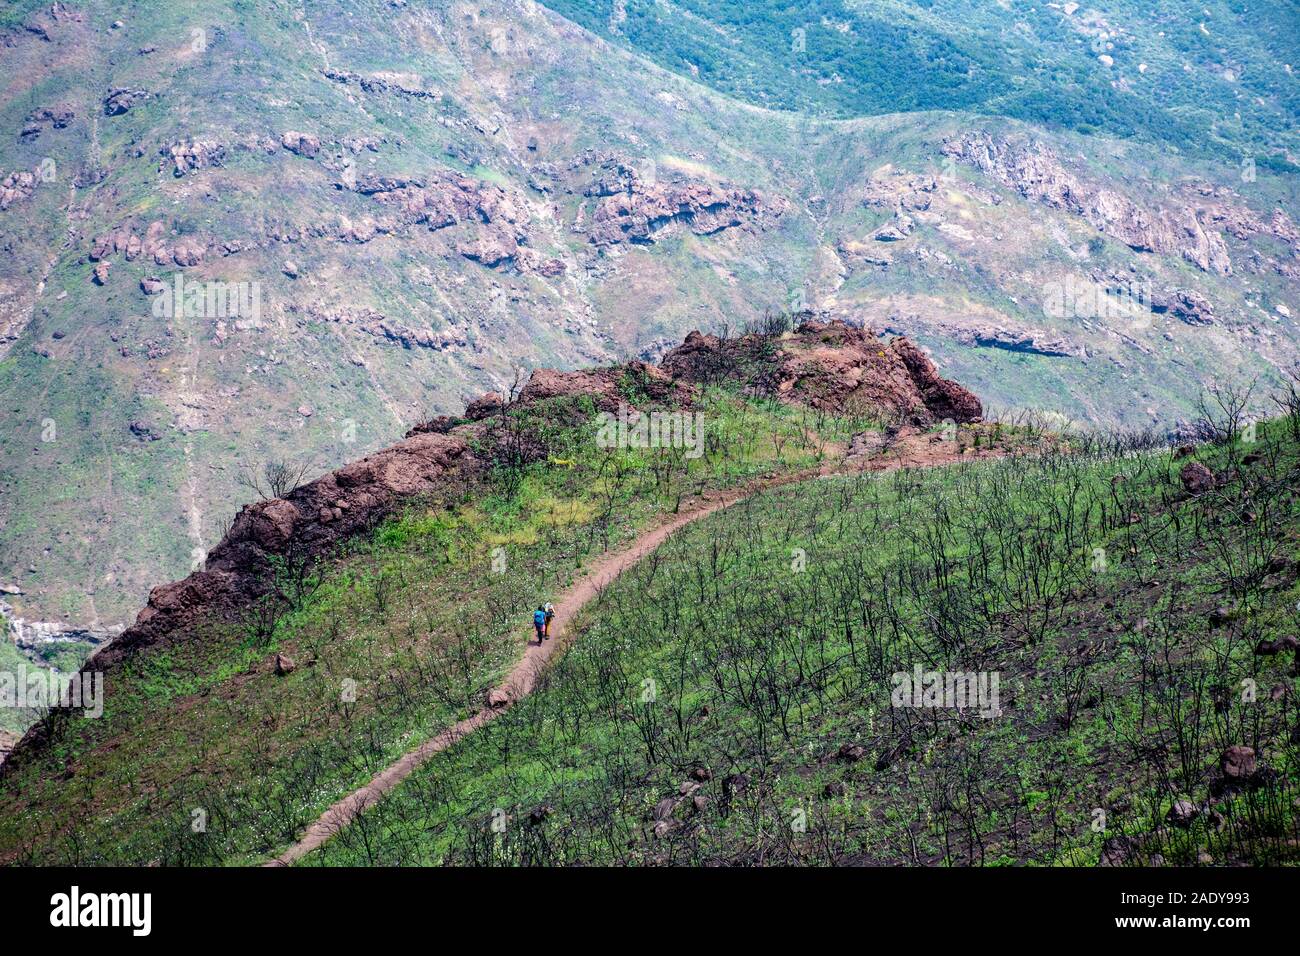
xmin=660 ymin=316 xmax=982 ymax=425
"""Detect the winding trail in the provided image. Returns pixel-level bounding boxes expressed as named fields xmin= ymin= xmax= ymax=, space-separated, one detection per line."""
xmin=268 ymin=434 xmax=984 ymax=865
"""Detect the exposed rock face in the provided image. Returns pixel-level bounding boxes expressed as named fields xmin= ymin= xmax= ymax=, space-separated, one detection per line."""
xmin=957 ymin=326 xmax=1081 ymax=358
xmin=944 ymin=132 xmax=1234 ymax=275
xmin=661 ymin=316 xmax=982 ymax=425
xmin=1151 ymin=289 xmax=1214 ymax=325
xmin=91 ymin=431 xmax=478 ymax=676
xmin=280 ymin=130 xmax=321 ymax=158
xmin=583 ymin=161 xmax=772 ymax=247
xmin=165 ymin=140 xmax=226 ymax=176
xmin=103 ymin=87 xmax=150 ymax=116
xmin=892 ymin=337 xmax=985 ymax=423
xmin=0 ymin=169 xmax=38 ymax=211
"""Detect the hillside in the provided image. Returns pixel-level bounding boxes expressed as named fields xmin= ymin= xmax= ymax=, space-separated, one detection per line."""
xmin=0 ymin=0 xmax=1297 ymax=647
xmin=549 ymin=0 xmax=1300 ymax=161
xmin=304 ymin=414 xmax=1300 ymax=867
xmin=4 ymin=314 xmax=1299 ymax=867
xmin=0 ymin=317 xmax=1001 ymax=863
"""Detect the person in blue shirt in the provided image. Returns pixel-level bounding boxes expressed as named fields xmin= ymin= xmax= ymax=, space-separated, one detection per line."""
xmin=533 ymin=606 xmax=547 ymax=645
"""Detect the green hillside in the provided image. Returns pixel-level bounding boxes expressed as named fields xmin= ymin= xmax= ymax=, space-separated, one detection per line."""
xmin=306 ymin=410 xmax=1300 ymax=865
xmin=545 ymin=0 xmax=1300 ymax=160
xmin=0 ymin=375 xmax=912 ymax=864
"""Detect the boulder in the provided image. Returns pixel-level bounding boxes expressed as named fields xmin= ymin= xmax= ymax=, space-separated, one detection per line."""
xmin=1180 ymin=461 xmax=1215 ymax=495
xmin=1220 ymin=746 xmax=1256 ymax=780
xmin=1254 ymin=636 xmax=1300 ymax=656
xmin=464 ymin=392 xmax=504 ymax=421
xmin=652 ymin=797 xmax=678 ymax=822
xmin=281 ymin=131 xmax=321 ymax=158
xmin=836 ymin=743 xmax=867 ymax=763
xmin=1098 ymin=834 xmax=1139 ymax=867
xmin=1166 ymin=799 xmax=1198 ymax=828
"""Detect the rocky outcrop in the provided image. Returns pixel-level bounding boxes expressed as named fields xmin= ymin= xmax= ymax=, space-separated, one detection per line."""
xmin=321 ymin=68 xmax=440 ymax=100
xmin=0 ymin=169 xmax=39 ymax=211
xmin=91 ymin=221 xmax=207 ymax=270
xmin=958 ymin=326 xmax=1082 ymax=358
xmin=944 ymin=132 xmax=1234 ymax=275
xmin=164 ymin=140 xmax=226 ymax=176
xmin=103 ymin=87 xmax=150 ymax=116
xmin=661 ymin=315 xmax=982 ymax=425
xmin=582 ymin=161 xmax=772 ymax=247
xmin=0 ymin=598 xmax=113 ymax=651
xmin=517 ymin=361 xmax=688 ymax=412
xmin=20 ymin=105 xmax=73 ymax=140
xmin=1151 ymin=289 xmax=1214 ymax=326
xmin=297 ymin=306 xmax=468 ymax=353
xmin=281 ymin=130 xmax=321 ymax=158
xmin=872 ymin=213 xmax=914 ymax=242
xmin=860 ymin=171 xmax=941 ymax=212
xmin=361 ymin=168 xmax=530 ymax=268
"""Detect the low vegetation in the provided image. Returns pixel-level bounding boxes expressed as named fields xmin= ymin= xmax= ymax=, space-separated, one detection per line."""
xmin=0 ymin=384 xmax=898 ymax=865
xmin=303 ymin=406 xmax=1300 ymax=866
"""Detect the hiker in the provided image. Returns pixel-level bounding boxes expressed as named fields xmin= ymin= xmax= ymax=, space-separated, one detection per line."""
xmin=543 ymin=602 xmax=555 ymax=639
xmin=533 ymin=606 xmax=546 ymax=644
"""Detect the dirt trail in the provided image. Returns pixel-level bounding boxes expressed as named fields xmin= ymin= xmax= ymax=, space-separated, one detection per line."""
xmin=268 ymin=434 xmax=987 ymax=865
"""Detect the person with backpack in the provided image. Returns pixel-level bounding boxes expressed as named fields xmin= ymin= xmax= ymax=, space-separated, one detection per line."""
xmin=543 ymin=602 xmax=555 ymax=639
xmin=533 ymin=606 xmax=547 ymax=645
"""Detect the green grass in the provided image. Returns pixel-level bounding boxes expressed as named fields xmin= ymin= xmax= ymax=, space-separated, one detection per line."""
xmin=301 ymin=420 xmax=1300 ymax=866
xmin=0 ymin=386 xmax=884 ymax=864
xmin=542 ymin=0 xmax=1300 ymax=160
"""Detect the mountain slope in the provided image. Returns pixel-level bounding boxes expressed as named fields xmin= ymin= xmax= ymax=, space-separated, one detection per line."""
xmin=0 ymin=318 xmax=994 ymax=864
xmin=306 ymin=415 xmax=1300 ymax=867
xmin=0 ymin=0 xmax=1297 ymax=646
